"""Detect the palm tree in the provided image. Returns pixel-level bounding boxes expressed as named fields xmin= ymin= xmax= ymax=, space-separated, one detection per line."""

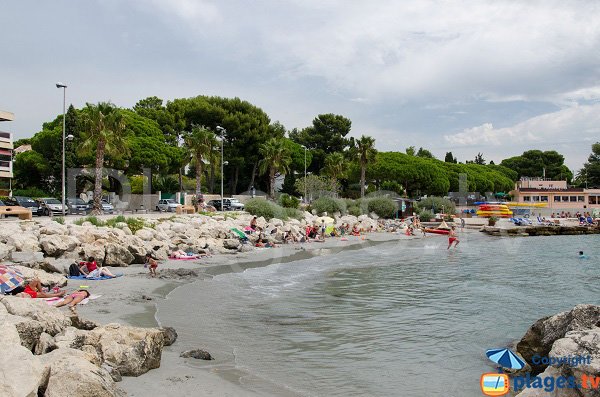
xmin=355 ymin=135 xmax=377 ymax=197
xmin=80 ymin=102 xmax=128 ymax=214
xmin=322 ymin=152 xmax=347 ymax=181
xmin=259 ymin=138 xmax=292 ymax=198
xmin=184 ymin=125 xmax=217 ymax=204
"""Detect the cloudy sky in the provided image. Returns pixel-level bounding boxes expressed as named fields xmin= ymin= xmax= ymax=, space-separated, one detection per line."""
xmin=2 ymin=0 xmax=600 ymax=172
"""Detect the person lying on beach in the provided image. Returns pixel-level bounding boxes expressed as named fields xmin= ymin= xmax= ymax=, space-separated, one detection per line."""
xmin=55 ymin=289 xmax=90 ymax=314
xmin=170 ymin=249 xmax=204 ymax=259
xmin=145 ymin=253 xmax=158 ymax=277
xmin=79 ymin=257 xmax=117 ymax=278
xmin=447 ymin=226 xmax=459 ymax=249
xmin=8 ymin=278 xmax=65 ymax=299
xmin=255 ymin=237 xmax=276 ymax=248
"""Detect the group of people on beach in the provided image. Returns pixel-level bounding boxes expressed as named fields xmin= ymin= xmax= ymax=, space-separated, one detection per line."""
xmin=4 ymin=275 xmax=91 ymax=313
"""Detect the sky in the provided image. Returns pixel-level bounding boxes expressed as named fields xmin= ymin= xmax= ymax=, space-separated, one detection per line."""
xmin=2 ymin=0 xmax=600 ymax=172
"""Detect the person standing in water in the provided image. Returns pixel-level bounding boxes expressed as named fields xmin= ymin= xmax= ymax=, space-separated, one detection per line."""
xmin=448 ymin=226 xmax=460 ymax=249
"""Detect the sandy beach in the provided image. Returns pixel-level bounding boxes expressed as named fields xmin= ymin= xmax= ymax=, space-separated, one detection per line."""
xmin=66 ymin=231 xmax=416 ymax=396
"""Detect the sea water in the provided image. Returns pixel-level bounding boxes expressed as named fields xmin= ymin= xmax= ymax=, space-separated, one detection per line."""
xmin=157 ymin=233 xmax=599 ymax=396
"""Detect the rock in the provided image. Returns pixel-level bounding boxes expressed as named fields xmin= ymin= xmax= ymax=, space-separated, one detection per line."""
xmin=223 ymin=238 xmax=241 ymax=250
xmin=41 ymin=348 xmax=125 ymax=397
xmin=81 ymin=240 xmax=107 ymax=262
xmin=12 ymin=316 xmax=44 ymax=351
xmin=34 ymin=332 xmax=57 ymax=355
xmin=0 ymin=343 xmax=47 ymax=397
xmin=135 ymin=228 xmax=155 ymax=241
xmin=10 ymin=266 xmax=67 ymax=288
xmin=0 ymin=243 xmax=15 ymax=260
xmin=517 ymin=304 xmax=600 ymax=374
xmin=104 ymin=243 xmax=134 ymax=267
xmin=85 ymin=323 xmax=165 ymax=376
xmin=102 ymin=363 xmax=123 ymax=382
xmin=122 ymin=235 xmax=147 ymax=263
xmin=158 ymin=268 xmax=198 ymax=280
xmin=10 ymin=251 xmax=45 ymax=264
xmin=8 ymin=233 xmax=41 ymax=252
xmin=180 ymin=349 xmax=214 ymax=360
xmin=270 ymin=218 xmax=284 ymax=227
xmin=39 ymin=223 xmax=69 ymax=236
xmin=40 ymin=234 xmax=79 ymax=257
xmin=239 ymin=244 xmax=254 ymax=253
xmin=0 ymin=296 xmax=71 ymax=336
xmin=159 ymin=326 xmax=178 ymax=346
xmin=41 ymin=258 xmax=73 ymax=275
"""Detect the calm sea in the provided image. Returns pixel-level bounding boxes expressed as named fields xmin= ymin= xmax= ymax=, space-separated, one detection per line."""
xmin=157 ymin=232 xmax=599 ymax=396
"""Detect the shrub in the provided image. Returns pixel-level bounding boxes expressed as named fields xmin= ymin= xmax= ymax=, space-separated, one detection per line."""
xmin=245 ymin=198 xmax=285 ymax=220
xmin=417 ymin=196 xmax=456 ymax=215
xmin=125 ymin=217 xmax=146 ymax=234
xmin=279 ymin=194 xmax=300 ymax=209
xmin=312 ymin=197 xmax=346 ymax=215
xmin=347 ymin=206 xmax=361 ymax=216
xmin=367 ymin=197 xmax=398 ymax=218
xmin=283 ymin=207 xmax=304 ymax=220
xmin=53 ymin=216 xmax=65 ymax=225
xmin=417 ymin=209 xmax=434 ymax=221
xmin=105 ymin=215 xmax=127 ymax=227
xmin=12 ymin=188 xmax=49 ymax=198
xmin=74 ymin=216 xmax=105 ymax=227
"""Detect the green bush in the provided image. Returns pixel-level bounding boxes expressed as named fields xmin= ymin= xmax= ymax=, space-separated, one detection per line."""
xmin=416 ymin=196 xmax=456 ymax=215
xmin=347 ymin=205 xmax=361 ymax=216
xmin=283 ymin=207 xmax=304 ymax=220
xmin=105 ymin=215 xmax=127 ymax=227
xmin=367 ymin=197 xmax=398 ymax=218
xmin=74 ymin=216 xmax=105 ymax=227
xmin=12 ymin=188 xmax=49 ymax=198
xmin=312 ymin=197 xmax=346 ymax=215
xmin=245 ymin=198 xmax=285 ymax=220
xmin=417 ymin=209 xmax=434 ymax=221
xmin=279 ymin=194 xmax=300 ymax=209
xmin=126 ymin=217 xmax=146 ymax=234
xmin=53 ymin=217 xmax=65 ymax=225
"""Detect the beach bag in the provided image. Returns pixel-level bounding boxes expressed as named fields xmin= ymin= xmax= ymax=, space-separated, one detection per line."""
xmin=69 ymin=263 xmax=82 ymax=277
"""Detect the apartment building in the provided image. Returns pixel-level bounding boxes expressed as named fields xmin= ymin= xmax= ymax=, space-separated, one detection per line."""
xmin=0 ymin=110 xmax=14 ymax=195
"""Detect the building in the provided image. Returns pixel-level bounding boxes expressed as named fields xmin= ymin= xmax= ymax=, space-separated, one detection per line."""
xmin=0 ymin=110 xmax=14 ymax=196
xmin=511 ymin=177 xmax=600 ymax=213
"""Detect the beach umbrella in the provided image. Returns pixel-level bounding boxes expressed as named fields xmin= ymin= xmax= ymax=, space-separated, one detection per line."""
xmin=486 ymin=348 xmax=526 ymax=370
xmin=0 ymin=265 xmax=25 ymax=294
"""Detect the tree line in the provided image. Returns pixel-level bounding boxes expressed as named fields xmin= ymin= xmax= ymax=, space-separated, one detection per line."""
xmin=12 ymin=94 xmax=597 ymax=212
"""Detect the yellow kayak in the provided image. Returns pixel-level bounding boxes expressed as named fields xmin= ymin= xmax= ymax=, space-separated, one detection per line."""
xmin=505 ymin=202 xmax=548 ymax=208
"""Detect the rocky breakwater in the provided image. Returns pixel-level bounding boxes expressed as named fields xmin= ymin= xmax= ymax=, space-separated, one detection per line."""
xmin=514 ymin=304 xmax=600 ymax=396
xmin=0 ymin=295 xmax=175 ymax=397
xmin=0 ymin=213 xmax=381 ymax=272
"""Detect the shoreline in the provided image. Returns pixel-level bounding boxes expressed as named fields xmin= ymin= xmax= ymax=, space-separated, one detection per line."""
xmin=76 ymin=232 xmax=419 ymax=396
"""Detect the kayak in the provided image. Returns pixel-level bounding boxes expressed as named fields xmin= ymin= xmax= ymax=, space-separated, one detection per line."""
xmin=424 ymin=228 xmax=450 ymax=235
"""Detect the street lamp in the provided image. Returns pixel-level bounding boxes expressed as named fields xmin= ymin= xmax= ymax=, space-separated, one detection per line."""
xmin=301 ymin=145 xmax=307 ymax=203
xmin=56 ymin=82 xmax=67 ymax=216
xmin=216 ymin=126 xmax=226 ymax=211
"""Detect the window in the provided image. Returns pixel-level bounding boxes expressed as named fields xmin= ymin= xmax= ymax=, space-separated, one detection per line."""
xmin=570 ymin=196 xmax=577 ymax=202
xmin=578 ymin=196 xmax=585 ymax=202
xmin=562 ymin=196 xmax=569 ymax=202
xmin=541 ymin=196 xmax=548 ymax=202
xmin=523 ymin=196 xmax=531 ymax=202
xmin=590 ymin=196 xmax=599 ymax=205
xmin=533 ymin=196 xmax=540 ymax=202
xmin=554 ymin=196 xmax=561 ymax=202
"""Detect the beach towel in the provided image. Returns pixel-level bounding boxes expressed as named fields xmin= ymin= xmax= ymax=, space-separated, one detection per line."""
xmin=168 ymin=256 xmax=198 ymax=260
xmin=67 ymin=274 xmax=123 ymax=280
xmin=44 ymin=294 xmax=102 ymax=306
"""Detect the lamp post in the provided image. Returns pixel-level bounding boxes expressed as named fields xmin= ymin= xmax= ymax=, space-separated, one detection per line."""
xmin=301 ymin=145 xmax=307 ymax=202
xmin=56 ymin=82 xmax=67 ymax=216
xmin=216 ymin=126 xmax=226 ymax=212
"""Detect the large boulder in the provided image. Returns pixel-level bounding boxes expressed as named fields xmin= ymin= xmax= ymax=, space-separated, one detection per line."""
xmin=7 ymin=233 xmax=41 ymax=252
xmin=135 ymin=228 xmax=155 ymax=241
xmin=10 ymin=266 xmax=67 ymax=288
xmin=39 ymin=223 xmax=69 ymax=236
xmin=10 ymin=251 xmax=45 ymax=265
xmin=223 ymin=239 xmax=241 ymax=250
xmin=84 ymin=323 xmax=166 ymax=376
xmin=0 ymin=243 xmax=15 ymax=260
xmin=103 ymin=243 xmax=134 ymax=267
xmin=41 ymin=348 xmax=125 ymax=397
xmin=517 ymin=304 xmax=600 ymax=374
xmin=81 ymin=240 xmax=108 ymax=262
xmin=41 ymin=258 xmax=73 ymax=275
xmin=0 ymin=296 xmax=71 ymax=336
xmin=3 ymin=314 xmax=45 ymax=351
xmin=40 ymin=234 xmax=79 ymax=257
xmin=122 ymin=235 xmax=148 ymax=263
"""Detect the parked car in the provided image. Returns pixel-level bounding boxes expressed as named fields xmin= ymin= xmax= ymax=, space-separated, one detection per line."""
xmin=66 ymin=198 xmax=91 ymax=215
xmin=87 ymin=199 xmax=114 ymax=214
xmin=5 ymin=196 xmax=43 ymax=216
xmin=37 ymin=197 xmax=68 ymax=216
xmin=207 ymin=198 xmax=245 ymax=211
xmin=156 ymin=199 xmax=180 ymax=212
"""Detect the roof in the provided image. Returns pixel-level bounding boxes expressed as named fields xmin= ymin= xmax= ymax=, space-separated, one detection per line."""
xmin=518 ymin=187 xmax=584 ymax=193
xmin=0 ymin=110 xmax=14 ymax=122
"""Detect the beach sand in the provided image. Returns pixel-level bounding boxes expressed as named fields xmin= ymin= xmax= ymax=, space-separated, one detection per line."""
xmin=65 ymin=232 xmax=418 ymax=396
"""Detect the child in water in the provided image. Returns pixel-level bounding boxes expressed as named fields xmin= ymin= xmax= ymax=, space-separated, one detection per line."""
xmin=579 ymin=251 xmax=589 ymax=259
